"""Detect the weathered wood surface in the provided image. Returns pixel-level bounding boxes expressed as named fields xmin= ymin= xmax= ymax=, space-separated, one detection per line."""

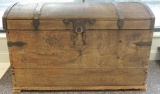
xmin=7 ymin=30 xmax=152 ymax=68
xmin=7 ymin=20 xmax=151 ymax=30
xmin=5 ymin=2 xmax=154 ymax=92
xmin=5 ymin=2 xmax=152 ymax=30
xmin=12 ymin=68 xmax=146 ymax=87
xmin=120 ymin=2 xmax=151 ymax=19
xmin=7 ymin=3 xmax=37 ymax=19
xmin=7 ymin=3 xmax=150 ymax=20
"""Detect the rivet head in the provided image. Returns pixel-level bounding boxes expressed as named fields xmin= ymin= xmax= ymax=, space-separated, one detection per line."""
xmin=63 ymin=19 xmax=70 ymax=24
xmin=89 ymin=19 xmax=96 ymax=25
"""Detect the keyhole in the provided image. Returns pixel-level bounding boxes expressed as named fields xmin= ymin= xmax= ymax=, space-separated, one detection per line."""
xmin=75 ymin=26 xmax=83 ymax=33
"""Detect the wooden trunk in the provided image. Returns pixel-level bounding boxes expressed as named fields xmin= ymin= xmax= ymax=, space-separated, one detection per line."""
xmin=3 ymin=2 xmax=154 ymax=93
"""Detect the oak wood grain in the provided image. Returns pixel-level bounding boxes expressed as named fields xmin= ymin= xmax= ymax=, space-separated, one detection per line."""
xmin=7 ymin=30 xmax=152 ymax=68
xmin=7 ymin=20 xmax=151 ymax=30
xmin=7 ymin=3 xmax=150 ymax=20
xmin=13 ymin=68 xmax=146 ymax=87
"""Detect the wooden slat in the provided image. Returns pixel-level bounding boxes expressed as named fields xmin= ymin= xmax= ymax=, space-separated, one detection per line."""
xmin=122 ymin=20 xmax=150 ymax=29
xmin=13 ymin=85 xmax=146 ymax=91
xmin=7 ymin=20 xmax=150 ymax=30
xmin=13 ymin=68 xmax=146 ymax=87
xmin=7 ymin=30 xmax=152 ymax=68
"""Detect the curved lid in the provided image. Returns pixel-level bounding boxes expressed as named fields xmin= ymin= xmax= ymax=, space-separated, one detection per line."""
xmin=3 ymin=2 xmax=154 ymax=30
xmin=5 ymin=2 xmax=152 ymax=20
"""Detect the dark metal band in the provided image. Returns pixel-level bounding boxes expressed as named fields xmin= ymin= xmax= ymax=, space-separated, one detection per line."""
xmin=140 ymin=2 xmax=155 ymax=30
xmin=112 ymin=2 xmax=124 ymax=29
xmin=2 ymin=2 xmax=18 ymax=30
xmin=33 ymin=3 xmax=44 ymax=31
xmin=135 ymin=41 xmax=152 ymax=46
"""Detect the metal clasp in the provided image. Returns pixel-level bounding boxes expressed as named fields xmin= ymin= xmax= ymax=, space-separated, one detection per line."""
xmin=75 ymin=26 xmax=85 ymax=47
xmin=63 ymin=18 xmax=96 ymax=51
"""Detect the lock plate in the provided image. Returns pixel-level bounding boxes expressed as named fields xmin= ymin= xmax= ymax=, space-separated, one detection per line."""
xmin=63 ymin=18 xmax=96 ymax=52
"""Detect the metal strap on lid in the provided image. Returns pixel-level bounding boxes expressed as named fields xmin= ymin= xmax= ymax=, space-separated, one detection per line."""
xmin=139 ymin=2 xmax=155 ymax=30
xmin=3 ymin=2 xmax=18 ymax=30
xmin=33 ymin=3 xmax=44 ymax=31
xmin=112 ymin=2 xmax=124 ymax=29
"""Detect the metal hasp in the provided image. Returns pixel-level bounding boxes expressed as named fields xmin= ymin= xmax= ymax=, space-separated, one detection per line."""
xmin=112 ymin=2 xmax=124 ymax=29
xmin=33 ymin=3 xmax=44 ymax=31
xmin=63 ymin=18 xmax=96 ymax=51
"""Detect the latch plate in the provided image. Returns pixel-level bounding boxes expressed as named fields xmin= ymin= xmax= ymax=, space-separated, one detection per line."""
xmin=63 ymin=18 xmax=96 ymax=51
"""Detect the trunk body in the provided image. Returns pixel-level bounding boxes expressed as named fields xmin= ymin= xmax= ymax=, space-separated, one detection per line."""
xmin=3 ymin=2 xmax=154 ymax=93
